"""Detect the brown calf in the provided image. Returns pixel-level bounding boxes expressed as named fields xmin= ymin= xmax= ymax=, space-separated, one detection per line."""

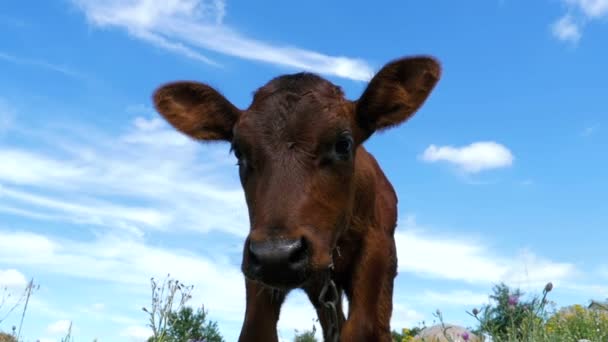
xmin=152 ymin=55 xmax=441 ymax=341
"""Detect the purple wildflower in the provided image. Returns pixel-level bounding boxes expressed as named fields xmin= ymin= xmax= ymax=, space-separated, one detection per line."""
xmin=462 ymin=331 xmax=470 ymax=341
xmin=508 ymin=295 xmax=519 ymax=306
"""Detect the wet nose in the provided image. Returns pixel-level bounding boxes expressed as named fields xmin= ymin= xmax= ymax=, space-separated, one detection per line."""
xmin=246 ymin=237 xmax=309 ymax=286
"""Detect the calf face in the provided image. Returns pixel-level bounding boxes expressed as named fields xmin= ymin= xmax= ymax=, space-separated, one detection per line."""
xmin=153 ymin=55 xmax=441 ymax=339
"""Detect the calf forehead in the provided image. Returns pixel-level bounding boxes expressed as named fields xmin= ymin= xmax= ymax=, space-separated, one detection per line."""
xmin=238 ymin=73 xmax=350 ymax=141
xmin=253 ymin=72 xmax=345 ymax=103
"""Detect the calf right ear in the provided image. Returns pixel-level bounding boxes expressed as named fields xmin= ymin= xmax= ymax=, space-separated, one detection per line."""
xmin=153 ymin=81 xmax=241 ymax=141
xmin=355 ymin=56 xmax=441 ymax=142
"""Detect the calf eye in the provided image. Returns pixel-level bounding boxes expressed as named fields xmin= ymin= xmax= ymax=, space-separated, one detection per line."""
xmin=231 ymin=145 xmax=243 ymax=164
xmin=231 ymin=144 xmax=249 ymax=169
xmin=334 ymin=134 xmax=353 ymax=158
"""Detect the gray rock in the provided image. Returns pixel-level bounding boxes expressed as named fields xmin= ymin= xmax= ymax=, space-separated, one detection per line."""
xmin=413 ymin=324 xmax=480 ymax=342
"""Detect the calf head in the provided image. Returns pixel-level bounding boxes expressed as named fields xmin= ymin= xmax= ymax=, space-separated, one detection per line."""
xmin=153 ymin=56 xmax=441 ymax=290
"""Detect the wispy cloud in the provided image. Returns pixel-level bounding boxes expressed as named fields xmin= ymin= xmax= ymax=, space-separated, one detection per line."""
xmin=0 ymin=228 xmax=244 ymax=318
xmin=390 ymin=303 xmax=425 ymax=333
xmin=395 ymin=216 xmax=576 ymax=288
xmin=121 ymin=325 xmax=152 ymax=342
xmin=0 ymin=269 xmax=28 ymax=291
xmin=552 ymin=0 xmax=608 ymax=43
xmin=0 ymin=109 xmax=248 ymax=237
xmin=70 ymin=0 xmax=374 ymax=81
xmin=567 ymin=0 xmax=608 ymax=17
xmin=599 ymin=266 xmax=608 ymax=279
xmin=581 ymin=123 xmax=599 ymax=137
xmin=560 ymin=282 xmax=608 ymax=298
xmin=0 ymin=51 xmax=87 ymax=80
xmin=0 ymin=229 xmax=319 ymax=341
xmin=519 ymin=179 xmax=535 ymax=186
xmin=47 ymin=319 xmax=73 ymax=335
xmin=0 ymin=102 xmax=320 ymax=340
xmin=418 ymin=290 xmax=489 ymax=307
xmin=0 ymin=14 xmax=28 ymax=28
xmin=420 ymin=141 xmax=514 ymax=174
xmin=0 ymin=98 xmax=15 ymax=134
xmin=551 ymin=14 xmax=582 ymax=43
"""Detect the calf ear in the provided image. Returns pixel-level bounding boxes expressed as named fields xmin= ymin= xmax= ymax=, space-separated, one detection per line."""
xmin=355 ymin=56 xmax=441 ymax=141
xmin=153 ymin=81 xmax=241 ymax=141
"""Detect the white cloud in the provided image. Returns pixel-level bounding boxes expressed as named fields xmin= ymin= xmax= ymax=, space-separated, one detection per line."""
xmin=0 ymin=230 xmax=244 ymax=295
xmin=0 ymin=113 xmax=248 ymax=237
xmin=47 ymin=319 xmax=72 ymax=335
xmin=0 ymin=228 xmax=245 ymax=331
xmin=0 ymin=51 xmax=87 ymax=80
xmin=0 ymin=98 xmax=15 ymax=134
xmin=278 ymin=293 xmax=322 ymax=341
xmin=551 ymin=15 xmax=582 ymax=43
xmin=91 ymin=303 xmax=105 ymax=312
xmin=502 ymin=250 xmax=579 ymax=287
xmin=70 ymin=0 xmax=374 ymax=81
xmin=391 ymin=303 xmax=425 ymax=330
xmin=566 ymin=0 xmax=608 ymax=17
xmin=562 ymin=282 xmax=608 ymax=298
xmin=421 ymin=141 xmax=514 ymax=173
xmin=0 ymin=229 xmax=321 ymax=341
xmin=0 ymin=107 xmax=322 ymax=341
xmin=516 ymin=179 xmax=535 ymax=186
xmin=552 ymin=0 xmax=608 ymax=42
xmin=395 ymin=217 xmax=576 ymax=288
xmin=581 ymin=123 xmax=599 ymax=137
xmin=0 ymin=269 xmax=28 ymax=290
xmin=121 ymin=325 xmax=151 ymax=342
xmin=419 ymin=290 xmax=489 ymax=307
xmin=601 ymin=265 xmax=608 ymax=278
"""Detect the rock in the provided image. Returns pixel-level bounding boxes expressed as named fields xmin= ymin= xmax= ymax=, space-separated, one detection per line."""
xmin=413 ymin=324 xmax=480 ymax=342
xmin=0 ymin=333 xmax=17 ymax=342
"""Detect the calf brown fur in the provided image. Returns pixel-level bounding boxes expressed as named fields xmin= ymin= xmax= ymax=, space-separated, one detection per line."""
xmin=153 ymin=55 xmax=441 ymax=341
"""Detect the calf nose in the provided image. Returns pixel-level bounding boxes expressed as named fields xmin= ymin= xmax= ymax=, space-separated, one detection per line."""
xmin=246 ymin=237 xmax=309 ymax=286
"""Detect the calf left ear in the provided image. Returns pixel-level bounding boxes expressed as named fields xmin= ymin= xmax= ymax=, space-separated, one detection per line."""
xmin=153 ymin=81 xmax=241 ymax=141
xmin=355 ymin=56 xmax=441 ymax=141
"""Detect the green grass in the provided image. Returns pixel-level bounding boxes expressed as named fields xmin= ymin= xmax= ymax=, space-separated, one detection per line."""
xmin=3 ymin=276 xmax=608 ymax=342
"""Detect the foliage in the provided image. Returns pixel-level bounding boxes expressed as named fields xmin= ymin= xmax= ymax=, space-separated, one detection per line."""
xmin=143 ymin=274 xmax=194 ymax=342
xmin=0 ymin=332 xmax=17 ymax=342
xmin=60 ymin=321 xmax=74 ymax=342
xmin=545 ymin=304 xmax=608 ymax=341
xmin=160 ymin=306 xmax=224 ymax=342
xmin=468 ymin=282 xmax=553 ymax=341
xmin=0 ymin=278 xmax=39 ymax=342
xmin=143 ymin=274 xmax=224 ymax=342
xmin=392 ymin=326 xmax=422 ymax=342
xmin=392 ymin=329 xmax=405 ymax=342
xmin=294 ymin=325 xmax=318 ymax=342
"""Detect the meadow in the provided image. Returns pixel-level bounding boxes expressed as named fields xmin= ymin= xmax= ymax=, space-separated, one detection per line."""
xmin=2 ymin=275 xmax=607 ymax=342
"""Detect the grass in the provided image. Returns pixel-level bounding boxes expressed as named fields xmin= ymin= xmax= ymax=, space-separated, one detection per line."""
xmin=393 ymin=282 xmax=608 ymax=342
xmin=2 ymin=276 xmax=607 ymax=342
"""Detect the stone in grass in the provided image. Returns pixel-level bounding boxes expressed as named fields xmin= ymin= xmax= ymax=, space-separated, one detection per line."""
xmin=413 ymin=324 xmax=480 ymax=342
xmin=0 ymin=332 xmax=17 ymax=342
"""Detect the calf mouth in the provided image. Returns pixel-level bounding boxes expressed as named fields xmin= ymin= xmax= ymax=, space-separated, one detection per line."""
xmin=243 ymin=265 xmax=311 ymax=290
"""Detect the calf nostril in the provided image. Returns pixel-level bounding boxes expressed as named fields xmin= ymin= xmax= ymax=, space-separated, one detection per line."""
xmin=248 ymin=241 xmax=260 ymax=266
xmin=248 ymin=237 xmax=309 ymax=271
xmin=288 ymin=238 xmax=308 ymax=265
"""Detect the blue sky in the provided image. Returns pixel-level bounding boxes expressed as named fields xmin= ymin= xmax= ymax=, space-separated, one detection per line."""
xmin=0 ymin=0 xmax=606 ymax=341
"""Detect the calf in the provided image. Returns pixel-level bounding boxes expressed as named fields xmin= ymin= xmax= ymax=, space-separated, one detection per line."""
xmin=152 ymin=55 xmax=441 ymax=341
